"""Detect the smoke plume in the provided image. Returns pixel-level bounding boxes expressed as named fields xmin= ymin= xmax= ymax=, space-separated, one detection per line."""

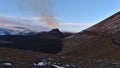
xmin=17 ymin=0 xmax=59 ymax=28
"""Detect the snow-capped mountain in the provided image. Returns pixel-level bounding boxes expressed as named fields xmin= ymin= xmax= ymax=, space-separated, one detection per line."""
xmin=0 ymin=26 xmax=34 ymax=35
xmin=0 ymin=16 xmax=50 ymax=35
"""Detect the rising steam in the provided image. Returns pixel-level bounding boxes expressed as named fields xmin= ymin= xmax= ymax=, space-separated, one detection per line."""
xmin=17 ymin=0 xmax=59 ymax=28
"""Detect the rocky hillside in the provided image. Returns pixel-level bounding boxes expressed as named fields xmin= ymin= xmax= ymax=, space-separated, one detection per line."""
xmin=85 ymin=11 xmax=120 ymax=37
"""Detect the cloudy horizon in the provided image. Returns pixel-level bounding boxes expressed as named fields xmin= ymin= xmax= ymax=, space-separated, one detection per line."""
xmin=0 ymin=16 xmax=92 ymax=32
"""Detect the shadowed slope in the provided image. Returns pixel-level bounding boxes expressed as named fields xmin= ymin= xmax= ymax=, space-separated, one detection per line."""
xmin=0 ymin=35 xmax=63 ymax=54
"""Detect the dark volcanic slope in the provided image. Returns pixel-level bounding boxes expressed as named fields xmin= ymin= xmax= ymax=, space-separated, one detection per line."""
xmin=0 ymin=28 xmax=74 ymax=55
xmin=0 ymin=35 xmax=63 ymax=54
xmin=0 ymin=29 xmax=69 ymax=54
xmin=36 ymin=28 xmax=74 ymax=38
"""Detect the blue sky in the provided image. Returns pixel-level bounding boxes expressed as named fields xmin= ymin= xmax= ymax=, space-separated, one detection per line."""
xmin=0 ymin=0 xmax=120 ymax=32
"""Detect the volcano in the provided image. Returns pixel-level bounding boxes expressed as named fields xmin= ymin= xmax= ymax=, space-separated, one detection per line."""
xmin=36 ymin=28 xmax=64 ymax=38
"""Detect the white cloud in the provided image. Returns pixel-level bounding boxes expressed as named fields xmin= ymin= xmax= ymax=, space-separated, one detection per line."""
xmin=0 ymin=16 xmax=50 ymax=32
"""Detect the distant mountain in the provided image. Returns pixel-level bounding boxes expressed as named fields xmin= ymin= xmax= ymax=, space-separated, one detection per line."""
xmin=36 ymin=28 xmax=64 ymax=38
xmin=0 ymin=27 xmax=34 ymax=35
xmin=36 ymin=28 xmax=75 ymax=39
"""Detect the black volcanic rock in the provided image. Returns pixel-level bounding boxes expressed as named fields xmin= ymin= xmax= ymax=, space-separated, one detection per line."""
xmin=0 ymin=28 xmax=77 ymax=54
xmin=48 ymin=28 xmax=64 ymax=38
xmin=0 ymin=35 xmax=63 ymax=54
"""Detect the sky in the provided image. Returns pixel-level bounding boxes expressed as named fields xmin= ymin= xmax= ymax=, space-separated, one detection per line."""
xmin=0 ymin=0 xmax=120 ymax=32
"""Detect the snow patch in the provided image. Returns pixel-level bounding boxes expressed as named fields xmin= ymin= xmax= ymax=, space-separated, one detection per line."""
xmin=3 ymin=63 xmax=12 ymax=66
xmin=52 ymin=64 xmax=65 ymax=68
xmin=33 ymin=62 xmax=47 ymax=66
